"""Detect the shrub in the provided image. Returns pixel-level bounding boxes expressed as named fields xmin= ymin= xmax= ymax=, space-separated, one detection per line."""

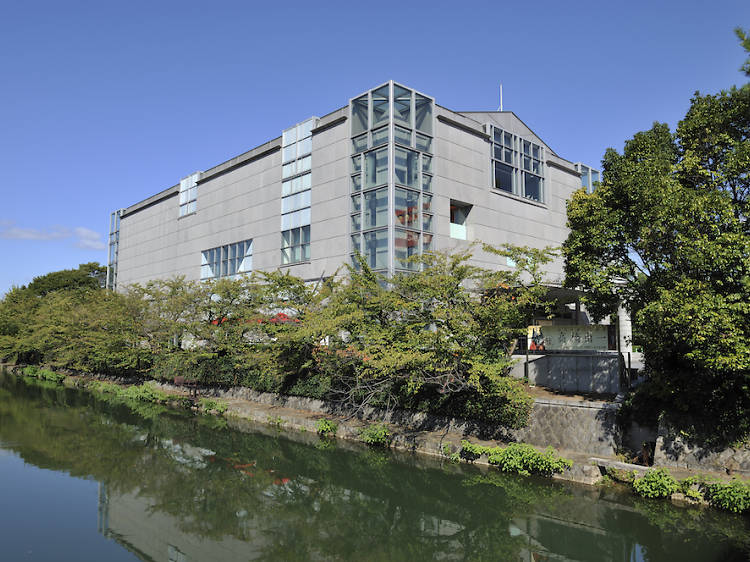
xmin=118 ymin=382 xmax=169 ymax=404
xmin=198 ymin=398 xmax=228 ymax=414
xmin=487 ymin=443 xmax=572 ymax=477
xmin=703 ymin=479 xmax=750 ymax=514
xmin=633 ymin=468 xmax=679 ymax=498
xmin=316 ymin=418 xmax=338 ymax=437
xmin=359 ymin=423 xmax=391 ymax=447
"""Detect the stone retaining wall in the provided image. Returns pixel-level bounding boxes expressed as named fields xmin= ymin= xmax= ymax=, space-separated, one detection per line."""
xmin=654 ymin=423 xmax=750 ymax=476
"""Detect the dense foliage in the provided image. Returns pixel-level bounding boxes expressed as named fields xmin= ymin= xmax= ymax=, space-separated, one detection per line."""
xmin=563 ymin=34 xmax=750 ymax=444
xmin=0 ymin=247 xmax=552 ymax=429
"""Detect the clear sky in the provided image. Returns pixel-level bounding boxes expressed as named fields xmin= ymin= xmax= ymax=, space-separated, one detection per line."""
xmin=1 ymin=0 xmax=748 ymax=295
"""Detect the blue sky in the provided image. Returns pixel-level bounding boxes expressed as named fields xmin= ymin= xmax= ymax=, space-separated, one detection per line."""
xmin=1 ymin=0 xmax=748 ymax=295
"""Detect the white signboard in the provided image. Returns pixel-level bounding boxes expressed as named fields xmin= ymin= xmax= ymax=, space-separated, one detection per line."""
xmin=527 ymin=325 xmax=609 ymax=351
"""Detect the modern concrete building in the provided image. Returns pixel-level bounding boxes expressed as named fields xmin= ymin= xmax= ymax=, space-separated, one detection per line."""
xmin=107 ymin=80 xmax=599 ymax=293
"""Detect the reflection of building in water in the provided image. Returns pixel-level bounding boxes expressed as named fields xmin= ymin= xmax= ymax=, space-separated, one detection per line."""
xmin=98 ymin=483 xmax=272 ymax=562
xmin=98 ymin=479 xmax=651 ymax=562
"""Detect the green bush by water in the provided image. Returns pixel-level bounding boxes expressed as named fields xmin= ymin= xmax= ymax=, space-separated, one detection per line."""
xmin=458 ymin=440 xmax=572 ymax=477
xmin=359 ymin=423 xmax=391 ymax=447
xmin=633 ymin=468 xmax=679 ymax=499
xmin=316 ymin=418 xmax=338 ymax=437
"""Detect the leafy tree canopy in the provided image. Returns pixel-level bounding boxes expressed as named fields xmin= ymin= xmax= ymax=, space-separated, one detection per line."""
xmin=24 ymin=262 xmax=106 ymax=296
xmin=563 ymin=32 xmax=750 ymax=443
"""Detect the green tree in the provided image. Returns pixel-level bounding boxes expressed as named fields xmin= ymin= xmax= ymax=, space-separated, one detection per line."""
xmin=25 ymin=262 xmax=105 ymax=296
xmin=563 ymin=35 xmax=750 ymax=443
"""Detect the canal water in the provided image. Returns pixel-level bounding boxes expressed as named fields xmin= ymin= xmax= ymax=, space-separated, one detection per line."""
xmin=1 ymin=370 xmax=748 ymax=561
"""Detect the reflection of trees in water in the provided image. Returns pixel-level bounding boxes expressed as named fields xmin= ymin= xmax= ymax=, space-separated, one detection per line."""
xmin=2 ymin=370 xmax=749 ymax=561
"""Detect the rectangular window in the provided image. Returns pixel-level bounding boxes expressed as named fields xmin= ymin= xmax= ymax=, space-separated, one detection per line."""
xmin=281 ymin=225 xmax=310 ymax=264
xmin=492 ymin=127 xmax=544 ymax=202
xmin=364 ymin=147 xmax=388 ymax=188
xmin=201 ymin=239 xmax=253 ymax=280
xmin=394 ymin=147 xmax=419 ymax=188
xmin=363 ymin=187 xmax=388 ymax=229
xmin=363 ymin=229 xmax=388 ymax=270
xmin=450 ymin=201 xmax=471 ymax=240
xmin=395 ymin=187 xmax=420 ymax=229
xmin=395 ymin=229 xmax=420 ymax=270
xmin=179 ymin=172 xmax=200 ymax=217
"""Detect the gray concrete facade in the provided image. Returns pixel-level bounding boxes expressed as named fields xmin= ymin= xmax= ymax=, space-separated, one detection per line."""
xmin=110 ymin=81 xmax=586 ymax=289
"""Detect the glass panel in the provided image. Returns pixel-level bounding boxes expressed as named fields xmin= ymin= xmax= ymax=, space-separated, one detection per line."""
xmin=300 ymin=173 xmax=311 ymax=190
xmin=187 ymin=201 xmax=196 ymax=214
xmin=364 ymin=148 xmax=388 ymax=188
xmin=371 ymin=85 xmax=389 ymax=129
xmin=494 ymin=145 xmax=504 ymax=160
xmin=282 ymin=162 xmax=296 ymax=178
xmin=351 ymin=155 xmax=362 ymax=173
xmin=422 ymin=154 xmax=432 ymax=173
xmin=239 ymin=255 xmax=251 ymax=272
xmin=415 ymin=134 xmax=432 ymax=153
xmin=298 ymin=156 xmax=311 ymax=172
xmin=298 ymin=119 xmax=314 ymax=139
xmin=302 ymin=244 xmax=310 ymax=261
xmin=394 ymin=126 xmax=411 ymax=146
xmin=532 ymin=160 xmax=541 ymax=174
xmin=523 ymin=156 xmax=531 ymax=171
xmin=532 ymin=145 xmax=540 ymax=158
xmin=301 ymin=225 xmax=310 ymax=244
xmin=414 ymin=94 xmax=432 ymax=135
xmin=351 ymin=194 xmax=361 ymax=212
xmin=422 ymin=174 xmax=432 ymax=192
xmin=504 ymin=132 xmax=513 ymax=147
xmin=524 ymin=174 xmax=542 ymax=202
xmin=281 ymin=248 xmax=292 ymax=265
xmin=591 ymin=170 xmax=600 ymax=188
xmin=422 ymin=193 xmax=432 ymax=212
xmin=394 ymin=147 xmax=419 ymax=188
xmin=493 ymin=129 xmax=503 ymax=144
xmin=422 ymin=213 xmax=433 ymax=232
xmin=350 ymin=234 xmax=360 ymax=252
xmin=393 ymin=84 xmax=411 ymax=125
xmin=297 ymin=136 xmax=312 ymax=157
xmin=282 ymin=230 xmax=292 ymax=248
xmin=351 ymin=214 xmax=361 ymax=231
xmin=281 ymin=213 xmax=292 ymax=230
xmin=201 ymin=264 xmax=211 ymax=279
xmin=363 ymin=229 xmax=388 ymax=270
xmin=351 ymin=174 xmax=361 ymax=192
xmin=283 ymin=145 xmax=296 ymax=163
xmin=504 ymin=148 xmax=513 ymax=164
xmin=372 ymin=126 xmax=388 ymax=148
xmin=179 ymin=190 xmax=188 ymax=204
xmin=352 ymin=95 xmax=368 ymax=135
xmin=423 ymin=233 xmax=433 ymax=252
xmin=363 ymin=188 xmax=388 ymax=229
xmin=395 ymin=229 xmax=420 ymax=270
xmin=282 ymin=179 xmax=293 ymax=196
xmin=494 ymin=162 xmax=513 ymax=193
xmin=523 ymin=141 xmax=531 ymax=155
xmin=292 ymin=227 xmax=301 ymax=246
xmin=352 ymin=134 xmax=367 ymax=153
xmin=282 ymin=127 xmax=296 ymax=146
xmin=395 ymin=188 xmax=420 ymax=229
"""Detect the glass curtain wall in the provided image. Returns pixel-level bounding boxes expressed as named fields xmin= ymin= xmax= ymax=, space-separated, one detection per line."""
xmin=281 ymin=118 xmax=316 ymax=264
xmin=106 ymin=209 xmax=123 ymax=290
xmin=350 ymin=82 xmax=434 ymax=273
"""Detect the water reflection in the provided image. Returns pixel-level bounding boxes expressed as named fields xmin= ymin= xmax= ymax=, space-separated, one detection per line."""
xmin=1 ymin=370 xmax=748 ymax=561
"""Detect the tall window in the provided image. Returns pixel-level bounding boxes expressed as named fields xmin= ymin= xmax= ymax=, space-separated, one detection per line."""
xmin=201 ymin=240 xmax=253 ymax=280
xmin=281 ymin=118 xmax=316 ymax=264
xmin=491 ymin=127 xmax=544 ymax=203
xmin=575 ymin=163 xmax=600 ymax=194
xmin=179 ymin=172 xmax=200 ymax=217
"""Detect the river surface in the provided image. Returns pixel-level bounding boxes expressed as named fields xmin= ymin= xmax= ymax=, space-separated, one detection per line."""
xmin=1 ymin=370 xmax=749 ymax=562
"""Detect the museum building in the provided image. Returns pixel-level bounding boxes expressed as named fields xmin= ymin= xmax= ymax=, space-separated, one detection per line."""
xmin=106 ymin=81 xmax=598 ymax=296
